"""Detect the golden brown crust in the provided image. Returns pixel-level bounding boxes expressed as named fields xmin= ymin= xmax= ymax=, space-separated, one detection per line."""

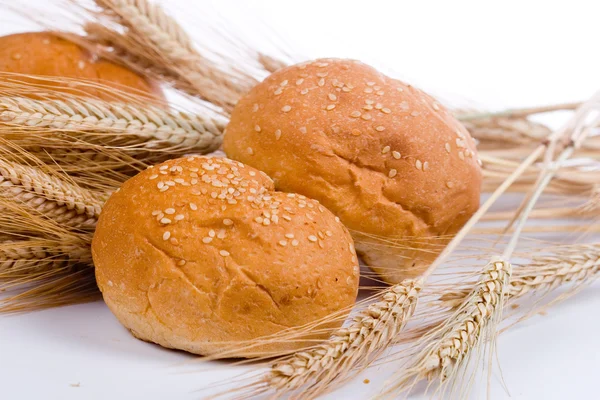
xmin=223 ymin=58 xmax=482 ymax=283
xmin=92 ymin=156 xmax=359 ymax=357
xmin=0 ymin=32 xmax=162 ymax=100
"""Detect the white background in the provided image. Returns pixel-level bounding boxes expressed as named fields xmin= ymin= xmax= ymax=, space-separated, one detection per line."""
xmin=1 ymin=0 xmax=599 ymax=399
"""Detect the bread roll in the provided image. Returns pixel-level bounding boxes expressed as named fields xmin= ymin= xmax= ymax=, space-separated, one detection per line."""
xmin=92 ymin=156 xmax=359 ymax=357
xmin=0 ymin=32 xmax=162 ymax=100
xmin=223 ymin=58 xmax=482 ymax=284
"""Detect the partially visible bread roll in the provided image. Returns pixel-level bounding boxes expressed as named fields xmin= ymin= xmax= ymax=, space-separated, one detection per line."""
xmin=0 ymin=32 xmax=162 ymax=99
xmin=92 ymin=156 xmax=359 ymax=357
xmin=224 ymin=58 xmax=482 ymax=284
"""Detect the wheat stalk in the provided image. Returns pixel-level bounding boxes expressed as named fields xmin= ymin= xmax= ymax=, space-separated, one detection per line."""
xmin=0 ymin=96 xmax=225 ymax=152
xmin=92 ymin=0 xmax=254 ymax=109
xmin=381 ymin=258 xmax=511 ymax=399
xmin=0 ymin=159 xmax=107 ymax=229
xmin=262 ymin=280 xmax=420 ymax=399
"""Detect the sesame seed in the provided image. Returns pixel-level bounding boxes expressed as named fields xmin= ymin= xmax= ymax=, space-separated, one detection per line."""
xmin=291 ymin=239 xmax=299 ymax=246
xmin=318 ymin=78 xmax=325 ymax=86
xmin=249 ymin=171 xmax=256 ymax=176
xmin=416 ymin=160 xmax=423 ymax=170
xmin=165 ymin=208 xmax=175 ymax=215
xmin=217 ymin=230 xmax=226 ymax=239
xmin=335 ymin=216 xmax=340 ymax=222
xmin=361 ymin=114 xmax=372 ymax=120
xmin=308 ymin=235 xmax=318 ymax=242
xmin=163 ymin=231 xmax=171 ymax=240
xmin=366 ymin=81 xmax=376 ymax=87
xmin=209 ymin=229 xmax=216 ymax=237
xmin=285 ymin=233 xmax=295 ymax=239
xmin=157 ymin=182 xmax=165 ymax=189
xmin=375 ymin=103 xmax=383 ymax=110
xmin=465 ymin=149 xmax=472 ymax=157
xmin=247 ymin=147 xmax=254 ymax=155
xmin=458 ymin=151 xmax=465 ymax=160
xmin=317 ymin=231 xmax=325 ymax=239
xmin=388 ymin=169 xmax=397 ymax=178
xmin=364 ymin=88 xmax=373 ymax=93
xmin=274 ymin=88 xmax=283 ymax=95
xmin=280 ymin=80 xmax=288 ymax=86
xmin=432 ymin=102 xmax=440 ymax=111
xmin=381 ymin=108 xmax=391 ymax=114
xmin=301 ymin=88 xmax=309 ymax=95
xmin=283 ymin=215 xmax=292 ymax=221
xmin=159 ymin=165 xmax=169 ymax=170
xmin=328 ymin=93 xmax=337 ymax=101
xmin=152 ymin=210 xmax=161 ymax=216
xmin=445 ymin=143 xmax=452 ymax=153
xmin=350 ymin=111 xmax=361 ymax=118
xmin=446 ymin=181 xmax=454 ymax=188
xmin=411 ymin=111 xmax=420 ymax=117
xmin=178 ymin=260 xmax=186 ymax=266
xmin=175 ymin=214 xmax=184 ymax=221
xmin=423 ymin=161 xmax=430 ymax=171
xmin=296 ymin=78 xmax=304 ymax=85
xmin=279 ymin=240 xmax=288 ymax=247
xmin=326 ymin=104 xmax=336 ymax=110
xmin=189 ymin=203 xmax=197 ymax=210
xmin=351 ymin=129 xmax=361 ymax=136
xmin=299 ymin=126 xmax=307 ymax=134
xmin=252 ymin=103 xmax=259 ymax=112
xmin=363 ymin=105 xmax=373 ymax=111
xmin=392 ymin=151 xmax=401 ymax=159
xmin=160 ymin=218 xmax=172 ymax=224
xmin=254 ymin=125 xmax=261 ymax=132
xmin=376 ymin=91 xmax=385 ymax=95
xmin=275 ymin=129 xmax=282 ymax=140
xmin=219 ymin=250 xmax=230 ymax=257
xmin=397 ymin=87 xmax=404 ymax=92
xmin=202 ymin=237 xmax=213 ymax=243
xmin=165 ymin=181 xmax=175 ymax=186
xmin=382 ymin=146 xmax=391 ymax=154
xmin=149 ymin=174 xmax=158 ymax=180
xmin=223 ymin=219 xmax=233 ymax=226
xmin=159 ymin=186 xmax=169 ymax=192
xmin=282 ymin=105 xmax=292 ymax=112
xmin=375 ymin=126 xmax=385 ymax=132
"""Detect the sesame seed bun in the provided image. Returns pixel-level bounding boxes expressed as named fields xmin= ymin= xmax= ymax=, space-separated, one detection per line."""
xmin=223 ymin=58 xmax=482 ymax=284
xmin=0 ymin=32 xmax=162 ymax=100
xmin=92 ymin=156 xmax=359 ymax=357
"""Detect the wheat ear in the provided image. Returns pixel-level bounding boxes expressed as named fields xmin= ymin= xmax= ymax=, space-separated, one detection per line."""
xmin=263 ymin=280 xmax=420 ymax=399
xmin=383 ymin=258 xmax=511 ymax=398
xmin=0 ymin=159 xmax=106 ymax=229
xmin=94 ymin=0 xmax=253 ymax=109
xmin=0 ymin=96 xmax=226 ymax=152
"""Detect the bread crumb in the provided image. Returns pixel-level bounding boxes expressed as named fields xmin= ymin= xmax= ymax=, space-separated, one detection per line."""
xmin=363 ymin=379 xmax=370 ymax=384
xmin=70 ymin=383 xmax=80 ymax=388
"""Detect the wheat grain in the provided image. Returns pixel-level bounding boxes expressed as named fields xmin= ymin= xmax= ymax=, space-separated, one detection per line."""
xmin=266 ymin=279 xmax=420 ymax=398
xmin=0 ymin=96 xmax=225 ymax=152
xmin=383 ymin=258 xmax=511 ymax=399
xmin=0 ymin=159 xmax=106 ymax=228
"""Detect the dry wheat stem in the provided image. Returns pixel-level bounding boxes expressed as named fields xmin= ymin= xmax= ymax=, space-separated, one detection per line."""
xmin=0 ymin=96 xmax=225 ymax=152
xmin=266 ymin=280 xmax=420 ymax=399
xmin=382 ymin=258 xmax=511 ymax=399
